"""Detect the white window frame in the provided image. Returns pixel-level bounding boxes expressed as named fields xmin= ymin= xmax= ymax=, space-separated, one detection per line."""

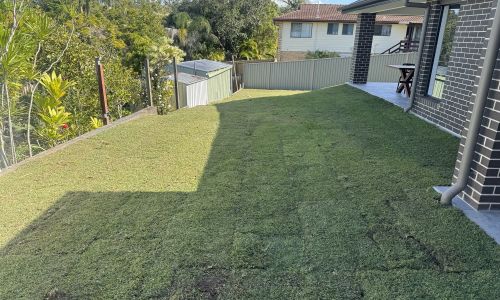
xmin=428 ymin=5 xmax=450 ymax=96
xmin=290 ymin=22 xmax=313 ymax=38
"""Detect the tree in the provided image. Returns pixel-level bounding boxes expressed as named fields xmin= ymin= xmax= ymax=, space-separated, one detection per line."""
xmin=278 ymin=0 xmax=306 ymax=12
xmin=170 ymin=0 xmax=279 ymax=60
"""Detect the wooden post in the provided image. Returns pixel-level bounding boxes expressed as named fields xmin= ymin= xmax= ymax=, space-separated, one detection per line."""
xmin=145 ymin=57 xmax=153 ymax=107
xmin=95 ymin=57 xmax=110 ymax=125
xmin=173 ymin=57 xmax=180 ymax=110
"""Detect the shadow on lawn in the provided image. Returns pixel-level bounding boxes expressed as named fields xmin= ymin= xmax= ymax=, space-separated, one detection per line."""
xmin=1 ymin=86 xmax=498 ymax=299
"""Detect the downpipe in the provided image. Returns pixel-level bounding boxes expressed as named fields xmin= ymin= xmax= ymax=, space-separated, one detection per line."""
xmin=441 ymin=1 xmax=500 ymax=205
xmin=404 ymin=6 xmax=430 ymax=112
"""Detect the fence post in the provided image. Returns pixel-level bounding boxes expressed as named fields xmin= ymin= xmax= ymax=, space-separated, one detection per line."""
xmin=95 ymin=57 xmax=110 ymax=125
xmin=173 ymin=57 xmax=180 ymax=110
xmin=232 ymin=55 xmax=239 ymax=92
xmin=267 ymin=63 xmax=271 ymax=90
xmin=145 ymin=57 xmax=154 ymax=107
xmin=310 ymin=60 xmax=316 ymax=90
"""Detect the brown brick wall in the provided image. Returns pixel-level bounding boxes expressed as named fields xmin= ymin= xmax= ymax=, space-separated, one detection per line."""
xmin=278 ymin=51 xmax=308 ymax=61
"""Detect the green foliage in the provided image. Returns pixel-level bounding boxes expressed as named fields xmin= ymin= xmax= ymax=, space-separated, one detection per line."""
xmin=148 ymin=37 xmax=185 ymax=114
xmin=90 ymin=116 xmax=103 ymax=129
xmin=36 ymin=106 xmax=72 ymax=147
xmin=439 ymin=9 xmax=458 ymax=67
xmin=35 ymin=71 xmax=75 ymax=147
xmin=172 ymin=11 xmax=191 ymax=29
xmin=305 ymin=50 xmax=341 ymax=59
xmin=38 ymin=71 xmax=74 ymax=104
xmin=239 ymin=39 xmax=261 ymax=60
xmin=170 ymin=0 xmax=278 ymax=60
xmin=0 ymin=0 xmax=183 ymax=165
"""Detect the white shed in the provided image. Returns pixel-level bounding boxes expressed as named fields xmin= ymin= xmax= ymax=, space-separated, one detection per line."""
xmin=167 ymin=73 xmax=209 ymax=108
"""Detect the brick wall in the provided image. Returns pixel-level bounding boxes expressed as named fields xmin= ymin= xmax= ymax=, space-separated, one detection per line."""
xmin=349 ymin=13 xmax=376 ymax=84
xmin=407 ymin=0 xmax=500 ymax=209
xmin=277 ymin=23 xmax=283 ymax=61
xmin=411 ymin=0 xmax=495 ymax=135
xmin=457 ymin=1 xmax=500 ymax=210
xmin=279 ymin=51 xmax=308 ymax=61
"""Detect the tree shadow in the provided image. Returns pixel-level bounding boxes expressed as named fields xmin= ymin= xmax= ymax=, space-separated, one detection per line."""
xmin=2 ymin=86 xmax=497 ymax=299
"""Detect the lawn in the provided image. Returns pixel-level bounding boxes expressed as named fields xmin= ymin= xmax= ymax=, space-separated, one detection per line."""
xmin=0 ymin=85 xmax=499 ymax=299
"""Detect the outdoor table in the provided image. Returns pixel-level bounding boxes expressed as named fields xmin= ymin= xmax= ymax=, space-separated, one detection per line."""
xmin=388 ymin=64 xmax=415 ymax=97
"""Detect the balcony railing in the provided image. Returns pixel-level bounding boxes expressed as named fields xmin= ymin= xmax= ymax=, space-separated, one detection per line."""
xmin=381 ymin=40 xmax=419 ymax=54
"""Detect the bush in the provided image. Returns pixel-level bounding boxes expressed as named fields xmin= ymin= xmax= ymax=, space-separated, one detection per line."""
xmin=305 ymin=50 xmax=340 ymax=59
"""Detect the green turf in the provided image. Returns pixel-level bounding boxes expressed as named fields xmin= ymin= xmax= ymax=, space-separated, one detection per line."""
xmin=0 ymin=86 xmax=499 ymax=299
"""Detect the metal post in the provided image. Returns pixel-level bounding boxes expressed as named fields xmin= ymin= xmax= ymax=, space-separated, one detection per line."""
xmin=232 ymin=55 xmax=239 ymax=92
xmin=173 ymin=57 xmax=180 ymax=110
xmin=95 ymin=57 xmax=110 ymax=125
xmin=145 ymin=57 xmax=153 ymax=107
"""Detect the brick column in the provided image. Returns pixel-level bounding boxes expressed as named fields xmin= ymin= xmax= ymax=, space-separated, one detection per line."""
xmin=349 ymin=13 xmax=376 ymax=84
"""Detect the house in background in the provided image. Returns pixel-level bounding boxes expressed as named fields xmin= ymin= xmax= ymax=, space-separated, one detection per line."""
xmin=342 ymin=0 xmax=500 ymax=211
xmin=273 ymin=4 xmax=423 ymax=61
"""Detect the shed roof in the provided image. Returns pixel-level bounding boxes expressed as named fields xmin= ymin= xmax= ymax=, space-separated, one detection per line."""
xmin=177 ymin=59 xmax=232 ymax=73
xmin=274 ymin=4 xmax=423 ymax=23
xmin=167 ymin=72 xmax=207 ymax=85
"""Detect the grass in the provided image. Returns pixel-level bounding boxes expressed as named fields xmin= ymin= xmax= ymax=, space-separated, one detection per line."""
xmin=0 ymin=85 xmax=499 ymax=299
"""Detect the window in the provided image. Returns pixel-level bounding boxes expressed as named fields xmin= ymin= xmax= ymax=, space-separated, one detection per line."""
xmin=327 ymin=23 xmax=339 ymax=35
xmin=428 ymin=5 xmax=460 ymax=99
xmin=290 ymin=23 xmax=313 ymax=38
xmin=342 ymin=24 xmax=354 ymax=35
xmin=374 ymin=24 xmax=392 ymax=36
xmin=412 ymin=25 xmax=422 ymax=41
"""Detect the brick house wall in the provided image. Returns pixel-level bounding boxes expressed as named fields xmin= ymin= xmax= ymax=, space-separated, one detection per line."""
xmin=408 ymin=0 xmax=500 ymax=209
xmin=456 ymin=2 xmax=500 ymax=210
xmin=411 ymin=0 xmax=495 ymax=136
xmin=279 ymin=51 xmax=308 ymax=61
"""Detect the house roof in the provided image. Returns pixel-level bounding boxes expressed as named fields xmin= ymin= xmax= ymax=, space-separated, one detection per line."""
xmin=273 ymin=4 xmax=423 ymax=24
xmin=167 ymin=73 xmax=207 ymax=85
xmin=177 ymin=59 xmax=232 ymax=73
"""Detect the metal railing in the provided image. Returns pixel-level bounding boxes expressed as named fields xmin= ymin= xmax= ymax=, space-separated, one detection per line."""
xmin=381 ymin=40 xmax=419 ymax=54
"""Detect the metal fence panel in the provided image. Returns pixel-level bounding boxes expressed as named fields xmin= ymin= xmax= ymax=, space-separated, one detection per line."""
xmin=243 ymin=62 xmax=271 ymax=89
xmin=242 ymin=53 xmax=418 ymax=90
xmin=312 ymin=57 xmax=352 ymax=89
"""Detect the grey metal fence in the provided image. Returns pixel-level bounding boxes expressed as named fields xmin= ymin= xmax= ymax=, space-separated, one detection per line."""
xmin=242 ymin=53 xmax=418 ymax=90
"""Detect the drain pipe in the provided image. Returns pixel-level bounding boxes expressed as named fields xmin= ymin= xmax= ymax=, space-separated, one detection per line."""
xmin=404 ymin=5 xmax=430 ymax=112
xmin=441 ymin=1 xmax=500 ymax=205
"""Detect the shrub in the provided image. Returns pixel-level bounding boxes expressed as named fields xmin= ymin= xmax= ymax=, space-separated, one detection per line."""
xmin=305 ymin=50 xmax=340 ymax=59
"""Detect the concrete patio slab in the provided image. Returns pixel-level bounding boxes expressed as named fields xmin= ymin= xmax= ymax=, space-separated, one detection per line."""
xmin=434 ymin=186 xmax=500 ymax=244
xmin=348 ymin=82 xmax=410 ymax=110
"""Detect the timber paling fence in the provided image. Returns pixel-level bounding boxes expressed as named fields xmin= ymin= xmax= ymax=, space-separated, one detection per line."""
xmin=242 ymin=52 xmax=418 ymax=90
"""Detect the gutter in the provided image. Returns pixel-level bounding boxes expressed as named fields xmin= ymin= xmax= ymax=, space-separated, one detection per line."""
xmin=441 ymin=0 xmax=500 ymax=205
xmin=404 ymin=5 xmax=429 ymax=112
xmin=342 ymin=0 xmax=402 ymax=13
